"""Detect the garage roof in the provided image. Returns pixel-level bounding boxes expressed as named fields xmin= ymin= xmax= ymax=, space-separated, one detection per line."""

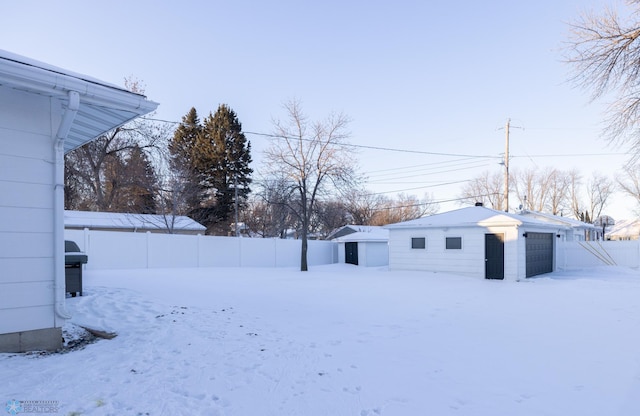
xmin=385 ymin=206 xmax=569 ymax=230
xmin=0 ymin=49 xmax=159 ymax=153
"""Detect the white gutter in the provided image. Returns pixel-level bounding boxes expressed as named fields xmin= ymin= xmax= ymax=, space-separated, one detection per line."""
xmin=0 ymin=56 xmax=157 ymax=114
xmin=53 ymin=90 xmax=79 ymax=322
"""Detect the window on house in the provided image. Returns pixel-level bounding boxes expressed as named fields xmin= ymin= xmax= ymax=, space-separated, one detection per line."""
xmin=411 ymin=237 xmax=426 ymax=249
xmin=445 ymin=237 xmax=462 ymax=249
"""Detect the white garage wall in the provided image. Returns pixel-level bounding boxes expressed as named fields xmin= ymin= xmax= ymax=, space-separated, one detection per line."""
xmin=64 ymin=229 xmax=338 ymax=270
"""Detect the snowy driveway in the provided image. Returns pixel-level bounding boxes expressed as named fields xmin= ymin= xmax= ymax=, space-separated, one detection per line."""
xmin=2 ymin=264 xmax=640 ymax=415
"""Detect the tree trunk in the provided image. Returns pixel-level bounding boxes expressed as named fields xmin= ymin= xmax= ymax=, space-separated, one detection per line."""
xmin=300 ymin=217 xmax=308 ymax=271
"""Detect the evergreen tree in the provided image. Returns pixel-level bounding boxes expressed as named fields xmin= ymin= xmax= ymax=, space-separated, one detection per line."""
xmin=169 ymin=107 xmax=201 ymax=174
xmin=169 ymin=105 xmax=252 ymax=235
xmin=168 ymin=108 xmax=207 ymax=221
xmin=196 ymin=104 xmax=252 ymax=234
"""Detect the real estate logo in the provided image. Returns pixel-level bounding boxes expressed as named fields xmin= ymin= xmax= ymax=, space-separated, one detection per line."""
xmin=4 ymin=400 xmax=59 ymax=414
xmin=5 ymin=400 xmax=22 ymax=415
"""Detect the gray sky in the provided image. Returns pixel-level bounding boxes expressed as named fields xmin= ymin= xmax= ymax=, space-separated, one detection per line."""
xmin=2 ymin=0 xmax=635 ymax=218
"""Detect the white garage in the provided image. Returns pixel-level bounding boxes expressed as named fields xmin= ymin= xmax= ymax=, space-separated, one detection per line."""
xmin=385 ymin=205 xmax=568 ymax=281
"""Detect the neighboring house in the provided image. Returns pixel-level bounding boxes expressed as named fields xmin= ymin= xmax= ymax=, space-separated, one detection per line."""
xmin=334 ymin=228 xmax=389 ymax=267
xmin=0 ymin=50 xmax=158 ymax=352
xmin=518 ymin=210 xmax=598 ymax=241
xmin=65 ymin=210 xmax=206 ymax=235
xmin=606 ymin=219 xmax=640 ymax=240
xmin=326 ymin=225 xmax=384 ymax=240
xmin=385 ymin=205 xmax=569 ymax=281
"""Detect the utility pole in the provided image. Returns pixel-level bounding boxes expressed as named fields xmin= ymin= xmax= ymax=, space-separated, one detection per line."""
xmin=499 ymin=118 xmax=522 ymax=212
xmin=234 ymin=173 xmax=239 ymax=237
xmin=504 ymin=118 xmax=510 ymax=212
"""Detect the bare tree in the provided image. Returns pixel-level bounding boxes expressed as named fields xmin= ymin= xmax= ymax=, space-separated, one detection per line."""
xmin=545 ymin=169 xmax=573 ymax=215
xmin=369 ymin=193 xmax=438 ymax=226
xmin=343 ymin=188 xmax=387 ymax=225
xmin=617 ymin=164 xmax=640 ymax=212
xmin=586 ymin=172 xmax=615 ymax=220
xmin=569 ymin=169 xmax=585 ymax=219
xmin=152 ymin=157 xmax=205 ymax=233
xmin=64 ymin=78 xmax=169 ymax=212
xmin=263 ymin=100 xmax=358 ymax=270
xmin=565 ymin=2 xmax=640 ymax=159
xmin=243 ymin=177 xmax=298 ymax=238
xmin=64 ymin=120 xmax=167 ymax=211
xmin=311 ymin=200 xmax=351 ymax=238
xmin=512 ymin=167 xmax=557 ymax=212
xmin=458 ymin=170 xmax=504 ymax=210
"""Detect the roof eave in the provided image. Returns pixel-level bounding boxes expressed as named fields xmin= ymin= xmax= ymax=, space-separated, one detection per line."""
xmin=0 ymin=53 xmax=159 ymax=152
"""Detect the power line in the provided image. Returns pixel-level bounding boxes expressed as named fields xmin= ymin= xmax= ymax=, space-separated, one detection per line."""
xmin=364 ymin=157 xmax=479 ymax=174
xmin=243 ymin=130 xmax=498 ymax=159
xmin=141 ymin=116 xmax=627 ymax=160
xmin=366 ymin=160 xmax=491 ymax=180
xmin=366 ymin=179 xmax=471 ymax=195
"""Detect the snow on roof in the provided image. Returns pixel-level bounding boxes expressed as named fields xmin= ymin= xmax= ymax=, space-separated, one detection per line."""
xmin=0 ymin=49 xmax=127 ymax=92
xmin=64 ymin=210 xmax=206 ymax=232
xmin=518 ymin=210 xmax=597 ymax=229
xmin=606 ymin=219 xmax=640 ymax=238
xmin=385 ymin=206 xmax=569 ymax=230
xmin=327 ymin=225 xmax=386 ymax=240
xmin=333 ymin=228 xmax=389 ymax=242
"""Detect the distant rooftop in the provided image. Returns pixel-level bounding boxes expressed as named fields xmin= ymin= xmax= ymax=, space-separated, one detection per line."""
xmin=64 ymin=210 xmax=205 ymax=234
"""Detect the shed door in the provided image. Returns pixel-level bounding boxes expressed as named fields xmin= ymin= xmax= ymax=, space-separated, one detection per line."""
xmin=345 ymin=242 xmax=358 ymax=265
xmin=485 ymin=233 xmax=505 ymax=280
xmin=526 ymin=232 xmax=553 ymax=277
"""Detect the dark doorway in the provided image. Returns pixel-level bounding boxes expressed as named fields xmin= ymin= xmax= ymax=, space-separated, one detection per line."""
xmin=345 ymin=242 xmax=358 ymax=265
xmin=485 ymin=233 xmax=505 ymax=280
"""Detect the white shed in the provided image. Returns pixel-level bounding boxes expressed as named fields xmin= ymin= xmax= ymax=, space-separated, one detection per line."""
xmin=334 ymin=228 xmax=389 ymax=267
xmin=385 ymin=206 xmax=569 ymax=281
xmin=0 ymin=50 xmax=158 ymax=352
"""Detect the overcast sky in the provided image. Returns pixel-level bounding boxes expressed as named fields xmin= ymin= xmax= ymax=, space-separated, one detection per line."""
xmin=3 ymin=0 xmax=636 ymax=219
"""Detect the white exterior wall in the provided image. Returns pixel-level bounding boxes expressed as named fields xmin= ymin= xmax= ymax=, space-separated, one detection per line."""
xmin=389 ymin=225 xmax=525 ymax=280
xmin=362 ymin=242 xmax=389 ymax=267
xmin=337 ymin=241 xmax=389 ymax=267
xmin=0 ymin=87 xmax=60 ymax=334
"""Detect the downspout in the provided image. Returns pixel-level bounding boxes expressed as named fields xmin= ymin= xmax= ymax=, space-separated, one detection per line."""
xmin=53 ymin=90 xmax=79 ymax=322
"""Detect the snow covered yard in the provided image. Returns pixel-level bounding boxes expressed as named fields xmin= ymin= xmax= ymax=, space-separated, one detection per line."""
xmin=2 ymin=265 xmax=640 ymax=416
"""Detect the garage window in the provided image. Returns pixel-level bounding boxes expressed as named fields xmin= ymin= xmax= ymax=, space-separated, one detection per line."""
xmin=411 ymin=237 xmax=426 ymax=249
xmin=445 ymin=237 xmax=462 ymax=250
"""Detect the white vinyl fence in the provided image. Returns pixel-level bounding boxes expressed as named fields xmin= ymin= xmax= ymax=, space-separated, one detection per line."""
xmin=65 ymin=229 xmax=339 ymax=270
xmin=557 ymin=240 xmax=640 ymax=270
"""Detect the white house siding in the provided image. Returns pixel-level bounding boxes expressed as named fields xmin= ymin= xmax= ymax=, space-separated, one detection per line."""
xmin=0 ymin=87 xmax=62 ymax=350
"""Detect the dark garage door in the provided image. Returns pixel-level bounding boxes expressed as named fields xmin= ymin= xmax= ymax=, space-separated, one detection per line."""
xmin=526 ymin=232 xmax=553 ymax=277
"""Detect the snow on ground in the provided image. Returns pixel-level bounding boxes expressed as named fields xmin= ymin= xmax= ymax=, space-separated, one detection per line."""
xmin=3 ymin=264 xmax=640 ymax=415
